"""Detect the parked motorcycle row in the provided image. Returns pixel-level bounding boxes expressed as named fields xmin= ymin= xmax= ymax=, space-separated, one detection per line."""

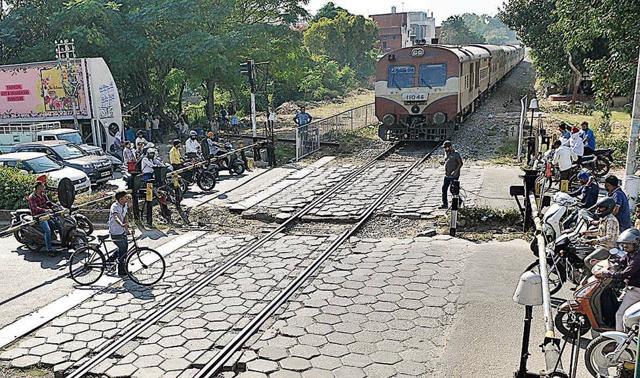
xmin=533 ymin=147 xmax=614 ymax=191
xmin=526 ymin=192 xmax=639 ymax=377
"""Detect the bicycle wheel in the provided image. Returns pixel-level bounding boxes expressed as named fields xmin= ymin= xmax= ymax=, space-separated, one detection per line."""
xmin=126 ymin=247 xmax=165 ymax=286
xmin=69 ymin=246 xmax=106 ymax=286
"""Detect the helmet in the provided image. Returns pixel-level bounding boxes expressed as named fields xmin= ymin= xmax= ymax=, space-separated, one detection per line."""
xmin=594 ymin=197 xmax=616 ymax=217
xmin=190 ymin=131 xmax=197 ymax=137
xmin=146 ymin=148 xmax=157 ymax=156
xmin=577 ymin=171 xmax=590 ymax=182
xmin=617 ymin=229 xmax=640 ymax=246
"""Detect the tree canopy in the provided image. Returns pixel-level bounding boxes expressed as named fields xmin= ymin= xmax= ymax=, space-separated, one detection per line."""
xmin=439 ymin=16 xmax=486 ymax=45
xmin=0 ymin=0 xmax=379 ymax=126
xmin=500 ymin=0 xmax=640 ymax=112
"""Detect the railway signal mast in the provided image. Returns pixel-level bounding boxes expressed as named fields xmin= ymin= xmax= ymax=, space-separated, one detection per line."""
xmin=240 ymin=60 xmax=258 ymax=138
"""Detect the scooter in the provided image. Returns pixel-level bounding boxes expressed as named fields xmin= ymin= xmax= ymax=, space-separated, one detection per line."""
xmin=11 ymin=209 xmax=94 ymax=239
xmin=217 ymin=142 xmax=245 ymax=175
xmin=11 ymin=205 xmax=89 ymax=253
xmin=584 ymin=301 xmax=640 ymax=377
xmin=554 ymin=256 xmax=626 ymax=339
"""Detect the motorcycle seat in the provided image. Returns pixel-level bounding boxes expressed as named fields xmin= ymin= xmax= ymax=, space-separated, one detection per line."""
xmin=97 ymin=235 xmax=110 ymax=242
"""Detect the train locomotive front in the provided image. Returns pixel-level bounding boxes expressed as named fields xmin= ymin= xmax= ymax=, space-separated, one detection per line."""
xmin=375 ymin=44 xmax=522 ymax=142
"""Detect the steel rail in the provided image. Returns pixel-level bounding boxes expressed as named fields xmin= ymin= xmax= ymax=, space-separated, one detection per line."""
xmin=64 ymin=143 xmax=398 ymax=377
xmin=193 ymin=145 xmax=436 ymax=377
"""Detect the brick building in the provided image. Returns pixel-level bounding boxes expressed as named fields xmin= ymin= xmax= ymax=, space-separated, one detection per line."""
xmin=371 ymin=6 xmax=436 ymax=53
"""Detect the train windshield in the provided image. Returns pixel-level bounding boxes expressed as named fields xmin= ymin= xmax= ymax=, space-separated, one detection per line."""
xmin=419 ymin=64 xmax=447 ymax=87
xmin=387 ymin=65 xmax=415 ymax=88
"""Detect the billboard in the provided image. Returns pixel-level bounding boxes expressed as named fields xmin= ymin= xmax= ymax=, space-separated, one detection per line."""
xmin=0 ymin=61 xmax=90 ymax=122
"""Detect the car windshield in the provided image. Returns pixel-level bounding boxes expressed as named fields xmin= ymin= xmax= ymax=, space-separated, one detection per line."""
xmin=57 ymin=132 xmax=83 ymax=145
xmin=51 ymin=144 xmax=85 ymax=159
xmin=24 ymin=156 xmax=62 ymax=173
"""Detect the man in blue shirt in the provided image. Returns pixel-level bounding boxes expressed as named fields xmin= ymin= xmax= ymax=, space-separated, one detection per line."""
xmin=605 ymin=175 xmax=632 ymax=231
xmin=558 ymin=122 xmax=571 ymax=141
xmin=294 ymin=107 xmax=312 ymax=127
xmin=569 ymin=171 xmax=599 ymax=208
xmin=580 ymin=121 xmax=596 ymax=155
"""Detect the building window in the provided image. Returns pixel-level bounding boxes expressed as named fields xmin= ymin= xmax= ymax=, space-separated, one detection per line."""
xmin=387 ymin=65 xmax=416 ymax=88
xmin=419 ymin=64 xmax=447 ymax=87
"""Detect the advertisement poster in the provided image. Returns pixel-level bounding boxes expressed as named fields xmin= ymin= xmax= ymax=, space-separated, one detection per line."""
xmin=0 ymin=61 xmax=90 ymax=122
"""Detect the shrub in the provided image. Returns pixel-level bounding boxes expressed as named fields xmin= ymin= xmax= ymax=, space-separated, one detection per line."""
xmin=0 ymin=167 xmax=36 ymax=210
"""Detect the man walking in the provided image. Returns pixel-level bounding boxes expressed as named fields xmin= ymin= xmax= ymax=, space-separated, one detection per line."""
xmin=440 ymin=141 xmax=463 ymax=209
xmin=108 ymin=191 xmax=129 ymax=277
xmin=605 ymin=175 xmax=632 ymax=232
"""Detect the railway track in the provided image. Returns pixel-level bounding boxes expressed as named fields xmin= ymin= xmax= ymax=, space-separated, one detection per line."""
xmin=44 ymin=142 xmax=438 ymax=377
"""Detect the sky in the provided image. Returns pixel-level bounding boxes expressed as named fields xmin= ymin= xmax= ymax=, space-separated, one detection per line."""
xmin=306 ymin=0 xmax=506 ymax=24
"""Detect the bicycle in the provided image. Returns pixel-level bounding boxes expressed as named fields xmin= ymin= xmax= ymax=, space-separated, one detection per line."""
xmin=68 ymin=229 xmax=166 ymax=286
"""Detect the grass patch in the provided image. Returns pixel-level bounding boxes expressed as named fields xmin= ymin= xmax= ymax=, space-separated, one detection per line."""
xmin=441 ymin=206 xmax=530 ymax=242
xmin=275 ymin=143 xmax=296 ymax=165
xmin=333 ymin=126 xmax=379 ymax=155
xmin=489 ymin=138 xmax=527 ymax=166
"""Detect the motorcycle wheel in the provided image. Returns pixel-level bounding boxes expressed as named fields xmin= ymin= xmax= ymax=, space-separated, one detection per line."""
xmin=584 ymin=335 xmax=635 ymax=377
xmin=13 ymin=229 xmax=26 ymax=244
xmin=75 ymin=215 xmax=94 ymax=236
xmin=554 ymin=310 xmax=591 ymax=340
xmin=525 ymin=260 xmax=563 ymax=295
xmin=197 ymin=171 xmax=217 ymax=191
xmin=593 ymin=158 xmax=611 ymax=177
xmin=232 ymin=163 xmax=245 ymax=175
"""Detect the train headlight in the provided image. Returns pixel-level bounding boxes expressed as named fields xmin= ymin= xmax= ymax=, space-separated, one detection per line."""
xmin=411 ymin=105 xmax=421 ymax=114
xmin=433 ymin=112 xmax=447 ymax=125
xmin=382 ymin=114 xmax=396 ymax=127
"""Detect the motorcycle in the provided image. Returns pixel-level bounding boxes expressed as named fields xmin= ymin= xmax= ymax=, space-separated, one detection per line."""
xmin=10 ymin=205 xmax=89 ymax=253
xmin=526 ymin=224 xmax=594 ymax=294
xmin=217 ymin=142 xmax=246 ymax=175
xmin=584 ymin=301 xmax=640 ymax=377
xmin=554 ymin=255 xmax=626 ymax=339
xmin=583 ymin=148 xmax=614 ymax=177
xmin=11 ymin=209 xmax=94 ymax=239
xmin=182 ymin=156 xmax=219 ymax=192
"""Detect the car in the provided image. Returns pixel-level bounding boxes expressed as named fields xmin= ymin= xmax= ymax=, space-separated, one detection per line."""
xmin=11 ymin=141 xmax=113 ymax=185
xmin=0 ymin=152 xmax=91 ymax=194
xmin=37 ymin=128 xmax=123 ymax=172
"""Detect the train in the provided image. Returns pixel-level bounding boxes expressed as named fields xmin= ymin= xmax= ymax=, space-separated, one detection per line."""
xmin=375 ymin=43 xmax=525 ymax=142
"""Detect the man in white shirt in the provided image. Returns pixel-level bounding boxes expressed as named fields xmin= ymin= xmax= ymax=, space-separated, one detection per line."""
xmin=552 ymin=140 xmax=577 ymax=185
xmin=152 ymin=115 xmax=161 ymax=142
xmin=570 ymin=126 xmax=584 ymax=161
xmin=141 ymin=148 xmax=163 ymax=182
xmin=185 ymin=130 xmax=201 ymax=159
xmin=108 ymin=191 xmax=129 ymax=276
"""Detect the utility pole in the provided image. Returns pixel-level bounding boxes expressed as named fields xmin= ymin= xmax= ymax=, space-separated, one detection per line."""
xmin=240 ymin=60 xmax=258 ymax=138
xmin=623 ymin=49 xmax=640 ymax=209
xmin=55 ymin=39 xmax=80 ymax=130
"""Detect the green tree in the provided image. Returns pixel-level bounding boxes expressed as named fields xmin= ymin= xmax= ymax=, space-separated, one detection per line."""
xmin=303 ymin=11 xmax=378 ymax=78
xmin=312 ymin=1 xmax=346 ymax=22
xmin=440 ymin=16 xmax=486 ymax=45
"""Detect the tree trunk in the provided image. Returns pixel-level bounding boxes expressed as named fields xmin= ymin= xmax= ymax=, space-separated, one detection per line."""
xmin=205 ymin=79 xmax=216 ymax=122
xmin=567 ymin=52 xmax=582 ymax=104
xmin=176 ymin=81 xmax=186 ymax=115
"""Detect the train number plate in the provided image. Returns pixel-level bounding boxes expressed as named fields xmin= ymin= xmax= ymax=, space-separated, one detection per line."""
xmin=402 ymin=93 xmax=428 ymax=102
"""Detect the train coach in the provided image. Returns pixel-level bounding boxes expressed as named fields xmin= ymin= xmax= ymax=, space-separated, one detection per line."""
xmin=375 ymin=43 xmax=525 ymax=142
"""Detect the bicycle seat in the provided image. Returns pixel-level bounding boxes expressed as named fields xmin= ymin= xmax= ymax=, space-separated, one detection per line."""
xmin=97 ymin=235 xmax=110 ymax=242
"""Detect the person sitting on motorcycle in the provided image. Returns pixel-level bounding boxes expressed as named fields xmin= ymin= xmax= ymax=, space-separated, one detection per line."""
xmin=185 ymin=131 xmax=201 ymax=160
xmin=569 ymin=171 xmax=599 ymax=208
xmin=582 ymin=197 xmax=620 ymax=269
xmin=141 ymin=148 xmax=163 ymax=182
xmin=594 ymin=229 xmax=640 ymax=331
xmin=203 ymin=132 xmax=225 ymax=159
xmin=27 ymin=181 xmax=60 ymax=256
xmin=169 ymin=140 xmax=183 ymax=171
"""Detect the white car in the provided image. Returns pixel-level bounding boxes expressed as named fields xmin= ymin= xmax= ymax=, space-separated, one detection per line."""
xmin=0 ymin=152 xmax=91 ymax=194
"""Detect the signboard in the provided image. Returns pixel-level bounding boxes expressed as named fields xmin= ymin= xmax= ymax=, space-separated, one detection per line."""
xmin=0 ymin=61 xmax=90 ymax=122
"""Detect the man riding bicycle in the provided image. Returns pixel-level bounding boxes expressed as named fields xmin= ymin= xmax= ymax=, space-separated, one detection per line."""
xmin=108 ymin=191 xmax=129 ymax=276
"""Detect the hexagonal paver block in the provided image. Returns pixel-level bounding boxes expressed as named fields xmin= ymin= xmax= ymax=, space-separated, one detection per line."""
xmin=11 ymin=355 xmax=41 ymax=368
xmin=333 ymin=366 xmax=366 ymax=378
xmin=257 ymin=346 xmax=288 ymax=361
xmin=41 ymin=351 xmax=70 ymax=365
xmin=311 ymin=355 xmax=341 ymax=370
xmin=280 ymin=357 xmax=312 ymax=372
xmin=298 ymin=334 xmax=328 ymax=348
xmin=375 ymin=340 xmax=404 ymax=353
xmin=159 ymin=346 xmax=190 ymax=360
xmin=393 ymin=360 xmax=428 ymax=375
xmin=290 ymin=345 xmax=320 ymax=359
xmin=106 ymin=363 xmax=138 ymax=377
xmin=247 ymin=359 xmax=279 ymax=373
xmin=326 ymin=332 xmax=356 ymax=346
xmin=133 ymin=355 xmax=164 ymax=368
xmin=341 ymin=353 xmax=373 ymax=368
xmin=158 ymin=325 xmax=184 ymax=337
xmin=132 ymin=366 xmax=165 ymax=377
xmin=160 ymin=358 xmax=191 ymax=372
xmin=301 ymin=368 xmax=333 ymax=378
xmin=305 ymin=323 xmax=333 ymax=336
xmin=280 ymin=326 xmax=305 ymax=338
xmin=363 ymin=363 xmax=397 ymax=378
xmin=29 ymin=343 xmax=58 ymax=356
xmin=158 ymin=335 xmax=187 ymax=348
xmin=136 ymin=344 xmax=163 ymax=356
xmin=370 ymin=351 xmax=402 ymax=365
xmin=319 ymin=344 xmax=349 ymax=358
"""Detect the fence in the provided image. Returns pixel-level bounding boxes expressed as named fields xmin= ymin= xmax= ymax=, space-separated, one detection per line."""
xmin=295 ymin=102 xmax=376 ymax=160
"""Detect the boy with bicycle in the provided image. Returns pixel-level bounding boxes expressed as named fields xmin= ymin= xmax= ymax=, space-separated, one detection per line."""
xmin=109 ymin=191 xmax=130 ymax=276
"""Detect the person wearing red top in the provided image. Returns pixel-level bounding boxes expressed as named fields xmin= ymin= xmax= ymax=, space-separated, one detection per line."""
xmin=27 ymin=182 xmax=58 ymax=255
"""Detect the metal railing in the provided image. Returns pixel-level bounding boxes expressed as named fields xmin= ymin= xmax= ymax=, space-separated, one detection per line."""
xmin=295 ymin=102 xmax=376 ymax=160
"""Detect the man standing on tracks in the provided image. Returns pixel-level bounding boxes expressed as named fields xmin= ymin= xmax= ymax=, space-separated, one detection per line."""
xmin=108 ymin=190 xmax=129 ymax=277
xmin=440 ymin=141 xmax=463 ymax=210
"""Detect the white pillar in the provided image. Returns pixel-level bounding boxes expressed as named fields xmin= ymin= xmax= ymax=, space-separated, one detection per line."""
xmin=623 ymin=49 xmax=640 ymax=209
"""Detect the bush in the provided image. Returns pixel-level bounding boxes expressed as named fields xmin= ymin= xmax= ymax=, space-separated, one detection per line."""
xmin=0 ymin=167 xmax=36 ymax=210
